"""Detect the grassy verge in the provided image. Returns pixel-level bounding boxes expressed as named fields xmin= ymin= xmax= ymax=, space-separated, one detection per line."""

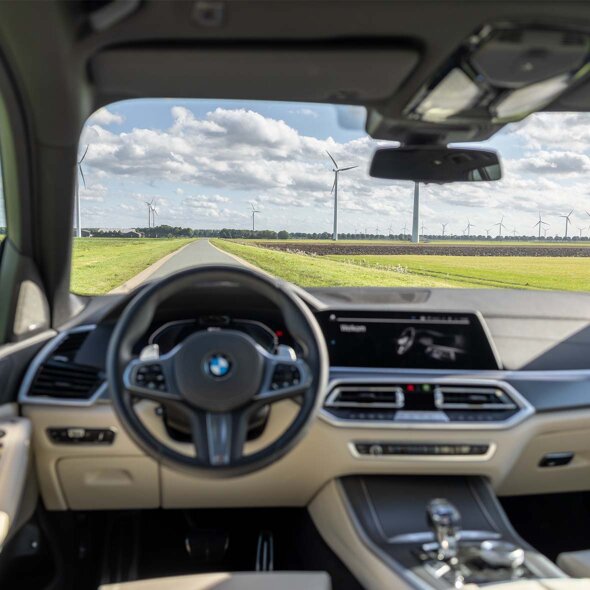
xmin=214 ymin=240 xmax=590 ymax=291
xmin=212 ymin=240 xmax=472 ymax=288
xmin=326 ymin=254 xmax=590 ymax=291
xmin=71 ymin=238 xmax=194 ymax=295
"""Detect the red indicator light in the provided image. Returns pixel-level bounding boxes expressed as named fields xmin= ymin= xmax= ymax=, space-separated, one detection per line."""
xmin=275 ymin=330 xmax=284 ymax=338
xmin=406 ymin=384 xmax=415 ymax=392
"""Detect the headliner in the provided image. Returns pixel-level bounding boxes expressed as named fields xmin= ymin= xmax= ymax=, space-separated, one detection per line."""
xmin=0 ymin=0 xmax=590 ymax=148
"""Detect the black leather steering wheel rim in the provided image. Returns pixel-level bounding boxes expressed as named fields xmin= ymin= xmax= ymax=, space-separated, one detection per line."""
xmin=106 ymin=265 xmax=328 ymax=477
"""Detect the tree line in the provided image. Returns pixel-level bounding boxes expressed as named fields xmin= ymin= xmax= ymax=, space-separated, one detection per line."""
xmin=80 ymin=225 xmax=590 ymax=241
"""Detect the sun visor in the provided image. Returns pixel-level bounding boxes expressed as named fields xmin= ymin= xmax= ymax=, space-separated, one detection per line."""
xmin=552 ymin=79 xmax=590 ymax=111
xmin=90 ymin=45 xmax=420 ymax=104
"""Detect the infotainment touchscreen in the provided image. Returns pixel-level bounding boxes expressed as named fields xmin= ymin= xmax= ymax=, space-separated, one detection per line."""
xmin=318 ymin=311 xmax=500 ymax=370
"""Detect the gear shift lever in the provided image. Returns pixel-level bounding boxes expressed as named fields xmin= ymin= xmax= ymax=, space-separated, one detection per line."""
xmin=426 ymin=498 xmax=462 ymax=561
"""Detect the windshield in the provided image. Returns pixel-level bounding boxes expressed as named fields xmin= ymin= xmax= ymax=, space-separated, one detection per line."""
xmin=72 ymin=99 xmax=590 ymax=295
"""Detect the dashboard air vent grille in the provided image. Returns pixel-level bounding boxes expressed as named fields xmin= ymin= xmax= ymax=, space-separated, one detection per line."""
xmin=50 ymin=330 xmax=90 ymax=363
xmin=27 ymin=327 xmax=105 ymax=400
xmin=434 ymin=386 xmax=516 ymax=410
xmin=29 ymin=362 xmax=103 ymax=399
xmin=326 ymin=385 xmax=404 ymax=408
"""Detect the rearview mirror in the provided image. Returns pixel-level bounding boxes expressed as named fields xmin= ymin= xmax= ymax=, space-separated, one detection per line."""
xmin=369 ymin=146 xmax=502 ymax=183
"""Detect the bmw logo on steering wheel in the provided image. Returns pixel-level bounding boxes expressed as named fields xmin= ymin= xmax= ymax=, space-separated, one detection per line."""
xmin=205 ymin=353 xmax=232 ymax=379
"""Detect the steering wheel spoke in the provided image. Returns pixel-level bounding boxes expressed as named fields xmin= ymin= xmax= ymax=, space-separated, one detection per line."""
xmin=123 ymin=356 xmax=182 ymax=403
xmin=186 ymin=407 xmax=250 ymax=466
xmin=254 ymin=347 xmax=313 ymax=404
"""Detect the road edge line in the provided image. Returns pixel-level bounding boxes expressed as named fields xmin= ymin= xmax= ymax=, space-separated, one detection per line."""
xmin=108 ymin=241 xmax=194 ymax=294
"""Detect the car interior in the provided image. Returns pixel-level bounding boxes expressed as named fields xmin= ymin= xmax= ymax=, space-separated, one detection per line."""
xmin=3 ymin=1 xmax=590 ymax=589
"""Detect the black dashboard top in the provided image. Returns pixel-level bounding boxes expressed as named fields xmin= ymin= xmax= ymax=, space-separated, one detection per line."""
xmin=21 ymin=284 xmax=590 ymax=415
xmin=65 ymin=285 xmax=590 ymax=373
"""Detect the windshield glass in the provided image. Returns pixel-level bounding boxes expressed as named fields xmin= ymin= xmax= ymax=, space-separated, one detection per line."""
xmin=72 ymin=99 xmax=590 ymax=295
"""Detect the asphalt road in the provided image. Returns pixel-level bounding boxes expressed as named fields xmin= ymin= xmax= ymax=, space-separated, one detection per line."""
xmin=148 ymin=239 xmax=242 ymax=280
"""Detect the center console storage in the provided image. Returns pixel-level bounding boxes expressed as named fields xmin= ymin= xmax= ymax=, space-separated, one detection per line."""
xmin=340 ymin=475 xmax=564 ymax=589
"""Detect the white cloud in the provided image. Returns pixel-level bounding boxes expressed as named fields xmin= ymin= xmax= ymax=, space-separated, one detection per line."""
xmin=77 ymin=103 xmax=590 ymax=234
xmin=88 ymin=107 xmax=125 ymax=126
xmin=289 ymin=108 xmax=319 ymax=118
xmin=79 ymin=183 xmax=107 ymax=202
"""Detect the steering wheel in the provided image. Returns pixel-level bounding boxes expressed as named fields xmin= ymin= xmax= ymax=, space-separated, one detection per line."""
xmin=106 ymin=265 xmax=328 ymax=476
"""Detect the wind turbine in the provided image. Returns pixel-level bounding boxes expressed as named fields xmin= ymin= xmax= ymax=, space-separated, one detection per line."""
xmin=151 ymin=200 xmax=158 ymax=228
xmin=441 ymin=223 xmax=448 ymax=237
xmin=145 ymin=200 xmax=154 ymax=228
xmin=494 ymin=216 xmax=507 ymax=237
xmin=387 ymin=224 xmax=393 ymax=237
xmin=533 ymin=212 xmax=550 ymax=240
xmin=75 ymin=145 xmax=89 ymax=238
xmin=578 ymin=226 xmax=586 ymax=238
xmin=251 ymin=203 xmax=260 ymax=231
xmin=464 ymin=219 xmax=475 ymax=237
xmin=543 ymin=226 xmax=550 ymax=238
xmin=402 ymin=222 xmax=408 ymax=236
xmin=326 ymin=151 xmax=357 ymax=241
xmin=420 ymin=222 xmax=427 ymax=237
xmin=485 ymin=228 xmax=492 ymax=238
xmin=559 ymin=209 xmax=573 ymax=239
xmin=511 ymin=227 xmax=518 ymax=237
xmin=412 ymin=182 xmax=420 ymax=243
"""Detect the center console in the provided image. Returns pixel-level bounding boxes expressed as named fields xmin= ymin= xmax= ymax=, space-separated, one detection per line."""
xmin=338 ymin=476 xmax=564 ymax=589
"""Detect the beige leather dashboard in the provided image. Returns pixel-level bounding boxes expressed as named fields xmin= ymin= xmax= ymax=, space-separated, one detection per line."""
xmin=22 ymin=394 xmax=590 ymax=510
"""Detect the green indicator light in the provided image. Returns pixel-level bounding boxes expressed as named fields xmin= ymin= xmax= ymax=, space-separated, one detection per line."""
xmin=421 ymin=384 xmax=432 ymax=392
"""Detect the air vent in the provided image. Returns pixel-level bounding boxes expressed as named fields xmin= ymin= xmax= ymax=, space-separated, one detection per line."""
xmin=50 ymin=330 xmax=90 ymax=363
xmin=434 ymin=385 xmax=516 ymax=410
xmin=26 ymin=326 xmax=105 ymax=401
xmin=325 ymin=385 xmax=404 ymax=408
xmin=29 ymin=362 xmax=103 ymax=399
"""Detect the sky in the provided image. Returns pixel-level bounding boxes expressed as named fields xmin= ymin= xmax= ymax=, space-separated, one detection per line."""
xmin=4 ymin=99 xmax=590 ymax=236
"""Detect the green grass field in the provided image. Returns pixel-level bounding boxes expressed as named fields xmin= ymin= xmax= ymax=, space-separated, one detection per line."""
xmin=214 ymin=240 xmax=590 ymax=291
xmin=213 ymin=240 xmax=466 ymax=288
xmin=71 ymin=238 xmax=193 ymax=295
xmin=327 ymin=254 xmax=590 ymax=290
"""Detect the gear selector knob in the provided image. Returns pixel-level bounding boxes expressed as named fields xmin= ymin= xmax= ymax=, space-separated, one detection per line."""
xmin=426 ymin=498 xmax=462 ymax=561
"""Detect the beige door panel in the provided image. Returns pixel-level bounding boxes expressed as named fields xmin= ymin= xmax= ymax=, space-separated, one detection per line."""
xmin=0 ymin=411 xmax=31 ymax=549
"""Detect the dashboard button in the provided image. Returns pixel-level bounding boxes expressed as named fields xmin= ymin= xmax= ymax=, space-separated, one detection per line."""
xmin=355 ymin=443 xmax=370 ymax=455
xmin=369 ymin=444 xmax=384 ymax=456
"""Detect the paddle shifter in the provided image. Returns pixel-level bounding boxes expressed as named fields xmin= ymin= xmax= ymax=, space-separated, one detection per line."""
xmin=426 ymin=498 xmax=462 ymax=561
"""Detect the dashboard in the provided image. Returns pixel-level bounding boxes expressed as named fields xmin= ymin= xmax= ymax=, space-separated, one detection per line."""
xmin=16 ymin=284 xmax=590 ymax=511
